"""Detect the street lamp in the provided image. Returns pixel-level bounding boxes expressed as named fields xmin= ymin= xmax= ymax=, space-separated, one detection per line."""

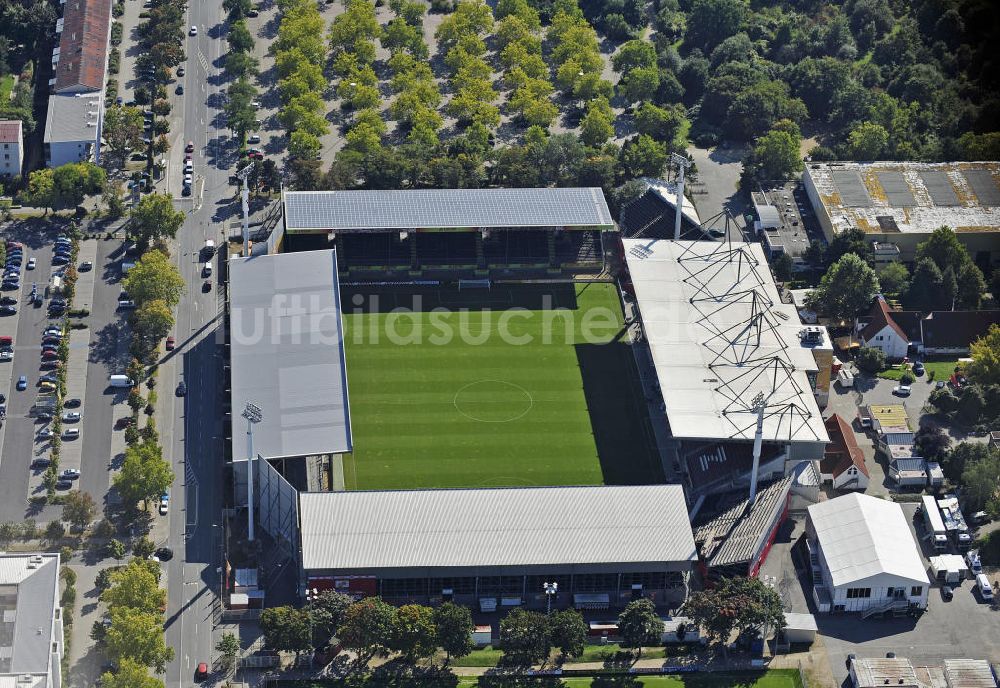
xmin=543 ymin=581 xmax=558 ymax=615
xmin=242 ymin=402 xmax=262 ymax=542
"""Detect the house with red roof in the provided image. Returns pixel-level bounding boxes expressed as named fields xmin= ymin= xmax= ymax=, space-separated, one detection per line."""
xmin=0 ymin=120 xmax=23 ymax=178
xmin=858 ymin=296 xmax=911 ymax=359
xmin=819 ymin=414 xmax=869 ymax=491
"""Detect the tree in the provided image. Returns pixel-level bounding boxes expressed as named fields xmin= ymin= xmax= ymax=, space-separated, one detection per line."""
xmin=113 ymin=440 xmax=175 ymax=509
xmin=810 ymin=254 xmax=880 ymax=322
xmin=907 ymin=258 xmax=947 ymax=311
xmin=745 ymin=121 xmax=802 ymax=180
xmin=956 ymin=262 xmax=987 ymax=310
xmin=914 ymin=423 xmax=949 ymax=462
xmin=338 ymin=597 xmax=397 ymax=664
xmin=682 ymin=577 xmax=784 ymax=653
xmin=62 ymin=490 xmax=97 ymax=530
xmin=956 ymin=384 xmax=986 ymax=426
xmin=129 ymin=194 xmax=185 ymax=252
xmin=45 ymin=520 xmax=65 ymax=541
xmin=685 ymin=0 xmax=745 ymax=51
xmin=101 ymin=559 xmax=166 ymax=615
xmin=968 ymin=325 xmax=1000 ymax=387
xmin=20 ymin=168 xmax=56 ymax=212
xmin=107 ymin=539 xmax=127 ymax=561
xmin=499 ymin=608 xmax=550 ymax=666
xmin=635 ymin=102 xmax=688 ymax=146
xmin=772 ymin=252 xmax=794 ymax=282
xmin=224 ymin=0 xmax=252 ymax=19
xmin=916 ymin=226 xmax=973 ymax=275
xmin=105 ymin=606 xmax=174 ymax=672
xmin=617 ymin=598 xmax=660 ymax=658
xmin=856 ymin=346 xmax=886 ymax=374
xmin=307 ymin=590 xmax=353 ymax=646
xmin=52 ymin=162 xmax=106 ymax=207
xmin=847 ymin=121 xmax=889 ymax=160
xmin=103 ymin=106 xmax=145 ymax=169
xmin=960 ymin=449 xmax=1000 ymax=514
xmin=133 ymin=300 xmax=175 ymax=354
xmin=547 ymin=609 xmax=586 ymax=659
xmin=123 ymin=250 xmax=185 ymax=308
xmin=620 ymin=135 xmax=666 ymax=179
xmin=878 ymin=262 xmax=910 ymax=296
xmin=260 ymin=606 xmax=312 ymax=653
xmin=612 ymin=39 xmax=656 ymax=74
xmin=229 ymin=19 xmax=254 ymax=52
xmin=618 ymin=66 xmax=660 ymax=106
xmin=434 ymin=602 xmax=474 ymax=662
xmin=100 ymin=658 xmax=164 ymax=688
xmin=390 ymin=604 xmax=438 ymax=661
xmin=216 ymin=632 xmax=241 ymax=669
xmin=132 ymin=536 xmax=156 ymax=559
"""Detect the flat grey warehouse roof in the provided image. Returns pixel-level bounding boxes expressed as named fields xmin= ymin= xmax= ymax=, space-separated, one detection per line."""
xmin=299 ymin=484 xmax=696 ymax=572
xmin=283 ymin=188 xmax=615 ymax=232
xmin=229 ymin=249 xmax=352 ymax=460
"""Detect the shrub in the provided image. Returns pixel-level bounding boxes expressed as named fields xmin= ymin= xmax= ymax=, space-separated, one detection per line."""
xmin=856 ymin=346 xmax=887 ymax=374
xmin=900 ymin=371 xmax=915 ymax=385
xmin=108 ymin=49 xmax=120 ymax=75
xmin=111 ymin=22 xmax=123 ymax=45
xmin=60 ymin=545 xmax=75 ymax=561
xmin=46 ymin=520 xmax=66 ymax=541
xmin=60 ymin=566 xmax=77 ymax=585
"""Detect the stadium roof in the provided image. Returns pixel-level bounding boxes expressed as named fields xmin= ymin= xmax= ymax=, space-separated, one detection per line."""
xmin=623 ymin=239 xmax=828 ymax=444
xmin=804 ymin=161 xmax=1000 ymax=236
xmin=808 ymin=493 xmax=928 ymax=588
xmin=229 ymin=249 xmax=352 ymax=461
xmin=299 ymin=485 xmax=696 ymax=572
xmin=283 ymin=188 xmax=615 ymax=233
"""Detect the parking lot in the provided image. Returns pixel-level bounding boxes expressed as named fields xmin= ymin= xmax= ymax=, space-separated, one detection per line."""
xmin=752 ymin=180 xmax=826 ymax=260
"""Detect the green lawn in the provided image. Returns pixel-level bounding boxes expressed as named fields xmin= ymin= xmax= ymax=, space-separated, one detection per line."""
xmin=877 ymin=358 xmax=960 ymax=382
xmin=0 ymin=74 xmax=13 ymax=101
xmin=449 ymin=644 xmax=669 ymax=667
xmin=340 ymin=283 xmax=662 ymax=490
xmin=450 ymin=672 xmax=803 ymax=688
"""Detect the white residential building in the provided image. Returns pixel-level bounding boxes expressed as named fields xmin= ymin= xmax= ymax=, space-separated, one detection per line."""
xmin=0 ymin=120 xmax=23 ymax=178
xmin=807 ymin=493 xmax=929 ymax=614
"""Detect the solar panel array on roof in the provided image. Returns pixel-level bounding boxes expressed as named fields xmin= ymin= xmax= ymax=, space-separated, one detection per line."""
xmin=875 ymin=171 xmax=915 ymax=206
xmin=962 ymin=169 xmax=1000 ymax=206
xmin=284 ymin=188 xmax=615 ymax=232
xmin=830 ymin=170 xmax=871 ymax=207
xmin=919 ymin=171 xmax=960 ymax=206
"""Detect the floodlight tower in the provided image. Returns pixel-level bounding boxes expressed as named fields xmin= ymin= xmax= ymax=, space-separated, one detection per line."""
xmin=543 ymin=581 xmax=558 ymax=615
xmin=670 ymin=152 xmax=692 ymax=240
xmin=748 ymin=391 xmax=767 ymax=505
xmin=236 ymin=163 xmax=254 ymax=255
xmin=242 ymin=402 xmax=262 ymax=542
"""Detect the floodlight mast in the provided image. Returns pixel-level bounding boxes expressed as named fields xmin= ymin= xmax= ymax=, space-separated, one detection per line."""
xmin=670 ymin=153 xmax=692 ymax=240
xmin=236 ymin=163 xmax=254 ymax=255
xmin=242 ymin=402 xmax=262 ymax=542
xmin=748 ymin=391 xmax=767 ymax=505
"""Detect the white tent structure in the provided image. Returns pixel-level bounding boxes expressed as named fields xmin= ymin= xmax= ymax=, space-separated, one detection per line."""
xmin=807 ymin=493 xmax=929 ymax=614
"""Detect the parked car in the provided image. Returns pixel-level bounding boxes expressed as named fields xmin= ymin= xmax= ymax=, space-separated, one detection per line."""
xmin=55 ymin=480 xmax=73 ymax=490
xmin=913 ymin=361 xmax=925 ymax=375
xmin=893 ymin=384 xmax=912 ymax=396
xmin=0 ymin=305 xmax=15 ymax=315
xmin=63 ymin=412 xmax=81 ymax=422
xmin=41 ymin=351 xmax=58 ymax=360
xmin=248 ymin=133 xmax=261 ymax=144
xmin=26 ymin=257 xmax=36 ymax=270
xmin=159 ymin=493 xmax=169 ymax=515
xmin=186 ymin=140 xmax=194 ymax=152
xmin=177 ymin=66 xmax=185 ymax=77
xmin=60 ymin=469 xmax=81 ymax=480
xmin=0 ymin=351 xmax=12 ymax=361
xmin=176 ymin=380 xmax=187 ymax=396
xmin=52 ymin=255 xmax=69 ymax=266
xmin=195 ymin=663 xmax=208 ymax=680
xmin=189 ymin=25 xmax=197 ymax=35
xmin=176 ymin=84 xmax=184 ymax=95
xmin=63 ymin=428 xmax=80 ymax=439
xmin=165 ymin=336 xmax=176 ymax=350
xmin=65 ymin=398 xmax=81 ymax=408
xmin=16 ymin=375 xmax=27 ymax=390
xmin=79 ymin=261 xmax=93 ymax=271
xmin=153 ymin=547 xmax=173 ymax=561
xmin=31 ymin=457 xmax=51 ymax=467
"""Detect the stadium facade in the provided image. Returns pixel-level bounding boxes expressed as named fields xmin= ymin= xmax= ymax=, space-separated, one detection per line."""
xmin=298 ymin=485 xmax=696 ymax=611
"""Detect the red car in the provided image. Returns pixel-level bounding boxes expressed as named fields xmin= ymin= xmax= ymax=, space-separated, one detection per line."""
xmin=195 ymin=662 xmax=208 ymax=680
xmin=41 ymin=350 xmax=58 ymax=360
xmin=165 ymin=336 xmax=175 ymax=350
xmin=185 ymin=141 xmax=194 ymax=153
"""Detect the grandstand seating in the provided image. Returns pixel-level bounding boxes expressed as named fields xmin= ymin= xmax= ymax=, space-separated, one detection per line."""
xmin=415 ymin=232 xmax=478 ymax=266
xmin=483 ymin=231 xmax=550 ymax=265
xmin=341 ymin=233 xmax=411 ymax=268
xmin=554 ymin=231 xmax=601 ymax=265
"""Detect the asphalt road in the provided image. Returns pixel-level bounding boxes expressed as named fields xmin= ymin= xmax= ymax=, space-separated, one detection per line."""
xmin=0 ymin=229 xmax=60 ymax=522
xmin=161 ymin=0 xmax=230 ymax=682
xmin=78 ymin=239 xmax=131 ymax=506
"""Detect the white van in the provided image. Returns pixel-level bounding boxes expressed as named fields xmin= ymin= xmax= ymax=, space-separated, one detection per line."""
xmin=109 ymin=374 xmax=135 ymax=388
xmin=976 ymin=573 xmax=993 ymax=602
xmin=837 ymin=369 xmax=855 ymax=388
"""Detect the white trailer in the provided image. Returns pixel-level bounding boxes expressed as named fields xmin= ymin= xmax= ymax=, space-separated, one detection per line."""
xmin=922 ymin=495 xmax=948 ymax=551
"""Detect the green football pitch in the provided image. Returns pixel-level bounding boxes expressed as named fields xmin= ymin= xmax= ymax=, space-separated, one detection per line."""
xmin=340 ymin=283 xmax=663 ymax=490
